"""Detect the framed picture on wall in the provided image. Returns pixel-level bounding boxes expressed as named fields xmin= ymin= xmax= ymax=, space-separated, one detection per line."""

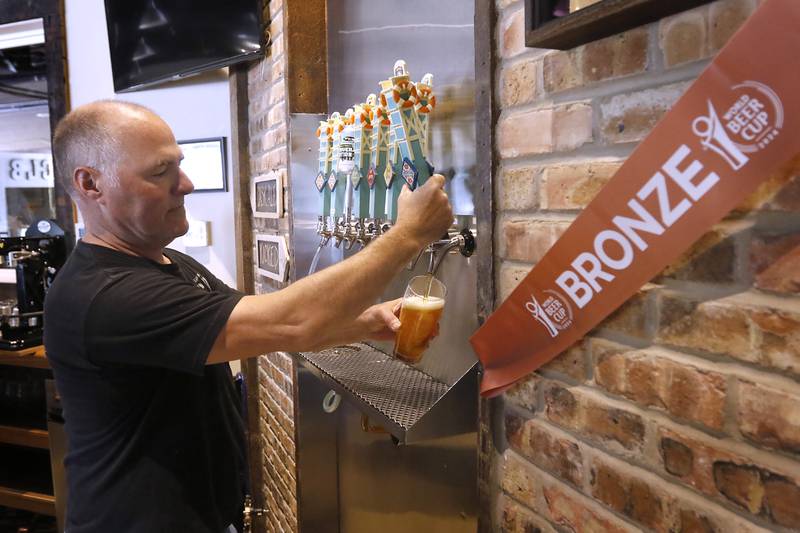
xmin=251 ymin=172 xmax=284 ymax=218
xmin=525 ymin=0 xmax=715 ymax=50
xmin=255 ymin=233 xmax=289 ymax=282
xmin=178 ymin=137 xmax=228 ymax=192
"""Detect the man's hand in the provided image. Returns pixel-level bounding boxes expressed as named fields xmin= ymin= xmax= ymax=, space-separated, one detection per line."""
xmin=355 ymin=299 xmax=403 ymax=342
xmin=393 ymin=174 xmax=453 ymax=248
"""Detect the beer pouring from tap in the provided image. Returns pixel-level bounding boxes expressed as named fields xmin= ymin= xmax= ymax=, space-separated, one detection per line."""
xmin=393 ymin=275 xmax=446 ymax=364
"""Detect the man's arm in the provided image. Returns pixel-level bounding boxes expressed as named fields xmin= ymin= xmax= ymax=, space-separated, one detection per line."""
xmin=207 ymin=175 xmax=453 ymax=363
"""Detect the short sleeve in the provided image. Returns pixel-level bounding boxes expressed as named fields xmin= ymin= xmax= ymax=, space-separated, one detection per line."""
xmin=84 ymin=268 xmax=244 ymax=375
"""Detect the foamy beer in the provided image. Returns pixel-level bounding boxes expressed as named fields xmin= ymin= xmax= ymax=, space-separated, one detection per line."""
xmin=393 ymin=275 xmax=446 ymax=363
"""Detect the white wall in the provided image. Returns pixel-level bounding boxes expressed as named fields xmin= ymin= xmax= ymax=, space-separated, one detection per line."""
xmin=64 ymin=0 xmax=238 ymax=289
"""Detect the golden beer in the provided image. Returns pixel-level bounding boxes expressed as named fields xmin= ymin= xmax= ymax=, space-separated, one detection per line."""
xmin=393 ymin=276 xmax=446 ymax=363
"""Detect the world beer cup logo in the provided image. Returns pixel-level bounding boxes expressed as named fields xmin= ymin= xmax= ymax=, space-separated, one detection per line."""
xmin=525 ymin=290 xmax=574 ymax=338
xmin=692 ymin=80 xmax=784 ymax=171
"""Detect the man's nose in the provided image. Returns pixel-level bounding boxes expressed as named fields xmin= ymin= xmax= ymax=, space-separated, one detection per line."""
xmin=176 ymin=168 xmax=195 ymax=195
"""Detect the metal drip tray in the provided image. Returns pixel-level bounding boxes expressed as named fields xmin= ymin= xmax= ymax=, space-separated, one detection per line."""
xmin=295 ymin=343 xmax=478 ymax=443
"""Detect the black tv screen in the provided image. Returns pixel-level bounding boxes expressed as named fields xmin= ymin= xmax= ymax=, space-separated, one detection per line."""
xmin=104 ymin=0 xmax=263 ymax=92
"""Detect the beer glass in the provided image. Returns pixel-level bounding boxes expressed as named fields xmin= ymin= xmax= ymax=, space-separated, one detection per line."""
xmin=393 ymin=275 xmax=446 ymax=363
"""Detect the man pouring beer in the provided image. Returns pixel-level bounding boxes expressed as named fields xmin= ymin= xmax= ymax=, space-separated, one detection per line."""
xmin=44 ymin=100 xmax=453 ymax=533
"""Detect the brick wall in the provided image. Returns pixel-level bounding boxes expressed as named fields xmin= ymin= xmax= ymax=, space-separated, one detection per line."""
xmin=246 ymin=0 xmax=298 ymax=531
xmin=492 ymin=0 xmax=800 ymax=532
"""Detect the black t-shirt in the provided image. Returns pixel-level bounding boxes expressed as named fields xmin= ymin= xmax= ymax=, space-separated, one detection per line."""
xmin=44 ymin=241 xmax=247 ymax=533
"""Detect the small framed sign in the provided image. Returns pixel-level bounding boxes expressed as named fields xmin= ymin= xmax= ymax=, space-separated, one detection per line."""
xmin=251 ymin=172 xmax=284 ymax=218
xmin=178 ymin=137 xmax=228 ymax=192
xmin=256 ymin=233 xmax=289 ymax=282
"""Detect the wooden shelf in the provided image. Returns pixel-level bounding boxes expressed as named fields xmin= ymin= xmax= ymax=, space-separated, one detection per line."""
xmin=0 ymin=485 xmax=55 ymax=516
xmin=0 ymin=345 xmax=48 ymax=369
xmin=0 ymin=425 xmax=49 ymax=450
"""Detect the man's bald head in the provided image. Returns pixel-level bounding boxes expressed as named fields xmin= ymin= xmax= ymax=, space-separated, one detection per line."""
xmin=52 ymin=100 xmax=161 ymax=197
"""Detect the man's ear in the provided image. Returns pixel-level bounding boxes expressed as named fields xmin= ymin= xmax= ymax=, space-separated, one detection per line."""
xmin=73 ymin=167 xmax=102 ymax=201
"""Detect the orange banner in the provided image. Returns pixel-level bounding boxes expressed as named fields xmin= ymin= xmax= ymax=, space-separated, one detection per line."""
xmin=471 ymin=0 xmax=800 ymax=397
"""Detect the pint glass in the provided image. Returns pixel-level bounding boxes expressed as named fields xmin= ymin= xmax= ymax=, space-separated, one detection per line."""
xmin=393 ymin=275 xmax=446 ymax=363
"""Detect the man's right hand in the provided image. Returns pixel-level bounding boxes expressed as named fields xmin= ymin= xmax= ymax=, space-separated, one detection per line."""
xmin=394 ymin=174 xmax=454 ymax=247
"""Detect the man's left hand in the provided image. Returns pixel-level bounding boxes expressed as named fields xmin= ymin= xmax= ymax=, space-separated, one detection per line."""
xmin=356 ymin=299 xmax=403 ymax=342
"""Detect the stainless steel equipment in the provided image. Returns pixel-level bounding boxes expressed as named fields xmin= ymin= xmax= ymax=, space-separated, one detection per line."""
xmin=288 ymin=1 xmax=479 ymax=531
xmin=0 ymin=220 xmax=66 ymax=350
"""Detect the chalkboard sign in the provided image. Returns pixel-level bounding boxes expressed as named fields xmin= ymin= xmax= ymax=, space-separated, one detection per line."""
xmin=256 ymin=234 xmax=288 ymax=282
xmin=251 ymin=172 xmax=283 ymax=218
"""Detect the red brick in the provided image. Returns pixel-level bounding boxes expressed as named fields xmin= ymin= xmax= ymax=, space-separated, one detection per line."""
xmin=582 ymin=28 xmax=649 ymax=84
xmin=501 ymin=8 xmax=525 ymax=59
xmin=659 ymin=8 xmax=710 ymax=68
xmin=540 ymin=340 xmax=588 ymax=382
xmin=763 ymin=476 xmax=800 ymax=529
xmin=268 ymin=10 xmax=284 ymax=43
xmin=658 ymin=228 xmax=738 ymax=284
xmin=543 ymin=382 xmax=646 ymax=452
xmin=713 ymin=462 xmax=763 ymax=515
xmin=497 ymin=108 xmax=554 ymax=158
xmin=553 ymin=103 xmax=593 ymax=151
xmin=750 ymin=233 xmax=800 ymax=295
xmin=709 ymin=0 xmax=757 ymax=52
xmin=268 ymin=102 xmax=286 ymax=125
xmin=539 ymin=160 xmax=622 ymax=210
xmin=598 ymin=286 xmax=656 ymax=340
xmin=500 ymin=57 xmax=541 ymax=107
xmin=505 ymin=372 xmax=540 ymax=412
xmin=660 ymin=436 xmax=694 ymax=478
xmin=737 ymin=380 xmax=800 ymax=454
xmin=497 ymin=262 xmax=533 ymax=304
xmin=543 ymin=49 xmax=580 ymax=94
xmin=738 ymin=171 xmax=800 ymax=218
xmin=500 ymin=218 xmax=571 ymax=263
xmin=500 ymin=495 xmax=558 ymax=533
xmin=269 ymin=78 xmax=286 ymax=106
xmin=498 ymin=166 xmax=539 ymax=211
xmin=505 ymin=413 xmax=584 ymax=487
xmin=598 ymin=82 xmax=689 ymax=144
xmin=543 ymin=483 xmax=636 ymax=533
xmin=749 ymin=306 xmax=800 ymax=376
xmin=657 ymin=293 xmax=753 ymax=362
xmin=657 ymin=424 xmax=800 ymax=529
xmin=589 ymin=457 xmax=673 ymax=531
xmin=501 ymin=451 xmax=541 ymax=508
xmin=593 ymin=344 xmax=727 ymax=430
xmin=677 ymin=509 xmax=718 ymax=533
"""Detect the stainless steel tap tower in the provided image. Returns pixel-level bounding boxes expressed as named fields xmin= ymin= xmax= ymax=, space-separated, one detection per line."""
xmin=288 ymin=3 xmax=480 ymax=530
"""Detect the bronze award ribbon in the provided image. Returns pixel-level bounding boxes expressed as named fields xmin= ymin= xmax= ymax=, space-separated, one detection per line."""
xmin=471 ymin=0 xmax=800 ymax=397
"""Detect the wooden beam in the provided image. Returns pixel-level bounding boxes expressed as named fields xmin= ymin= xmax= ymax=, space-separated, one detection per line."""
xmin=285 ymin=0 xmax=328 ymax=114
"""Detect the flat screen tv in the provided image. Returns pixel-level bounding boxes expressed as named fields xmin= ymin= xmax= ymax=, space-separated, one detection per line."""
xmin=104 ymin=0 xmax=263 ymax=92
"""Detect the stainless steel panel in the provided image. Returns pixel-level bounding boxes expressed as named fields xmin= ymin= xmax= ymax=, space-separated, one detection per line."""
xmin=296 ymin=367 xmax=339 ymax=533
xmin=289 ymin=113 xmax=343 ymax=279
xmin=336 ymin=400 xmax=477 ymax=533
xmin=292 ymin=1 xmax=480 ymax=530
